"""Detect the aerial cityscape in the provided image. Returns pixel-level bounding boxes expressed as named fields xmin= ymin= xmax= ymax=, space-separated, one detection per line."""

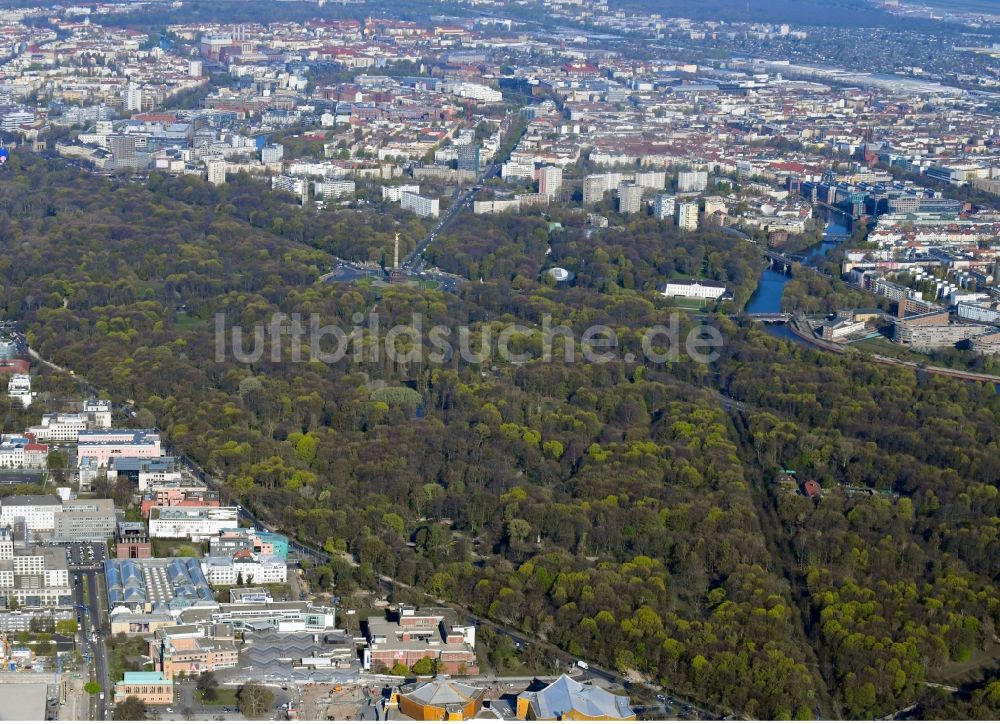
xmin=0 ymin=0 xmax=998 ymax=721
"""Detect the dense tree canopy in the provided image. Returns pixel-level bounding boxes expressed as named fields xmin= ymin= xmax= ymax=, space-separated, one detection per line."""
xmin=1 ymin=153 xmax=998 ymax=719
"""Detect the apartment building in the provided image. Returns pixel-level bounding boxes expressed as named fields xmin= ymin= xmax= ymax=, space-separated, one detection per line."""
xmin=313 ymin=179 xmax=356 ymax=200
xmin=538 ymin=165 xmax=563 ymax=199
xmin=677 ymin=170 xmax=709 ymax=192
xmin=381 ymin=184 xmax=420 ymax=202
xmin=617 ymin=183 xmax=643 ymax=214
xmin=675 ymin=201 xmax=699 ymax=231
xmin=0 ymin=435 xmax=47 ymax=469
xmin=653 ymin=194 xmax=676 ymax=221
xmin=206 ymin=159 xmax=226 ymax=185
xmin=400 ymin=191 xmax=439 ymax=218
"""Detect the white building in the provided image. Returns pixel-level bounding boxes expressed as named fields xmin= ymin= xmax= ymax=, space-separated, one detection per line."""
xmin=658 ymin=279 xmax=729 ymax=300
xmin=84 ymin=399 xmax=112 ymax=428
xmin=261 ymin=144 xmax=284 ymax=164
xmin=382 ymin=184 xmax=420 ymax=202
xmin=7 ymin=374 xmax=31 ymax=409
xmin=125 ymin=83 xmax=143 ymax=112
xmin=149 ymin=506 xmax=240 ymax=541
xmin=0 ymin=529 xmax=71 ymax=606
xmin=271 ymin=175 xmax=307 ymax=203
xmin=313 ymin=179 xmax=356 ymax=200
xmin=206 ymin=159 xmax=227 ymax=185
xmin=634 ymin=170 xmax=666 ymax=190
xmin=446 ymin=82 xmax=502 ymax=103
xmin=27 ymin=413 xmax=89 ymax=442
xmin=675 ymin=201 xmax=699 ymax=231
xmin=201 ymin=552 xmax=287 ymax=586
xmin=538 ymin=166 xmax=563 ymax=199
xmin=400 ymin=191 xmax=439 ymax=218
xmin=0 ymin=435 xmax=47 ymax=470
xmin=653 ymin=194 xmax=676 ymax=221
xmin=501 ymin=156 xmax=535 ymax=180
xmin=0 ymin=494 xmax=63 ymax=532
xmin=677 ymin=170 xmax=709 ymax=193
xmin=617 ymin=183 xmax=643 ymax=214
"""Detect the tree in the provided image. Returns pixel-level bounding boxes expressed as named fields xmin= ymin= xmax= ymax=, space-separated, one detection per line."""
xmin=47 ymin=449 xmax=68 ymax=483
xmin=114 ymin=696 xmax=146 ymax=721
xmin=84 ymin=680 xmax=102 ymax=695
xmin=238 ymin=682 xmax=274 ymax=718
xmin=197 ymin=670 xmax=218 ymax=702
xmin=55 ymin=618 xmax=79 ymax=636
xmin=411 ymin=657 xmax=436 ymax=676
xmin=389 ymin=662 xmax=409 ymax=677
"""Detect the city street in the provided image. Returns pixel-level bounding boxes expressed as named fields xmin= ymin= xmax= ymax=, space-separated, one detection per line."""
xmin=73 ymin=567 xmax=110 ymax=721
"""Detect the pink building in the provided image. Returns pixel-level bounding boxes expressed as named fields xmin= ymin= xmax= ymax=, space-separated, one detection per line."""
xmin=77 ymin=430 xmax=162 ymax=466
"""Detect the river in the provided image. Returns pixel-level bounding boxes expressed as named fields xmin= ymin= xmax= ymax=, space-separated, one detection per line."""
xmin=745 ymin=211 xmax=851 ymax=342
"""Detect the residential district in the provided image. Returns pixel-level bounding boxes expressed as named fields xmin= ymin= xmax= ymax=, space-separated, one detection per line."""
xmin=2 ymin=0 xmax=1000 ymax=720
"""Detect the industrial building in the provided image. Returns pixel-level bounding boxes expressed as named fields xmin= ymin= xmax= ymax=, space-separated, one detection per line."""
xmin=105 ymin=558 xmax=217 ymax=615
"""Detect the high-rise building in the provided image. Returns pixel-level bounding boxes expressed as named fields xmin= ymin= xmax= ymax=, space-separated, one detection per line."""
xmin=677 ymin=170 xmax=709 ymax=193
xmin=125 ymin=83 xmax=143 ymax=112
xmin=583 ymin=174 xmax=610 ymax=205
xmin=400 ymin=191 xmax=440 ymax=218
xmin=206 ymin=160 xmax=226 ymax=185
xmin=189 ymin=60 xmax=203 ymax=78
xmin=109 ymin=134 xmax=140 ymax=172
xmin=313 ymin=179 xmax=356 ymax=200
xmin=635 ymin=170 xmax=666 ymax=190
xmin=617 ymin=183 xmax=643 ymax=214
xmin=261 ymin=144 xmax=284 ymax=164
xmin=653 ymin=194 xmax=676 ymax=221
xmin=455 ymin=144 xmax=480 ymax=173
xmin=538 ymin=166 xmax=563 ymax=199
xmin=271 ymin=175 xmax=307 ymax=203
xmin=675 ymin=201 xmax=699 ymax=231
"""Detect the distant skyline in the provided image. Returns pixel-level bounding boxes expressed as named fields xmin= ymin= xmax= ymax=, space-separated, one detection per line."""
xmin=894 ymin=0 xmax=1000 ymax=13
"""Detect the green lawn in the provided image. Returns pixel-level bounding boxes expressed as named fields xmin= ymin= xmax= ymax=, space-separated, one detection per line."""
xmin=175 ymin=312 xmax=205 ymax=330
xmin=196 ymin=688 xmax=240 ymax=707
xmin=668 ymin=298 xmax=709 ymax=311
xmin=151 ymin=539 xmax=206 ymax=558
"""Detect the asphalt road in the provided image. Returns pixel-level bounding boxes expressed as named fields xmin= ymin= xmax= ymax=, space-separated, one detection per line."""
xmin=73 ymin=568 xmax=110 ymax=720
xmin=400 ymin=161 xmax=499 ymax=272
